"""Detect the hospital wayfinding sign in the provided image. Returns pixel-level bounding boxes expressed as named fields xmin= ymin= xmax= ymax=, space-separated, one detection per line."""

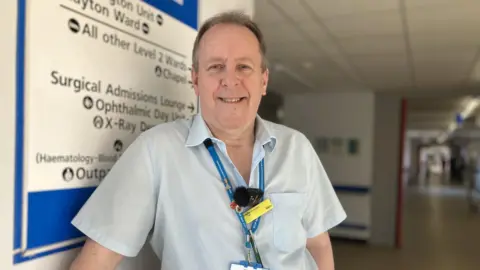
xmin=14 ymin=0 xmax=198 ymax=264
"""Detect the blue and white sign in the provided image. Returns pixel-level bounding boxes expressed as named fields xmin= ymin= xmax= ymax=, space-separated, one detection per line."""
xmin=143 ymin=0 xmax=198 ymax=30
xmin=14 ymin=0 xmax=198 ymax=264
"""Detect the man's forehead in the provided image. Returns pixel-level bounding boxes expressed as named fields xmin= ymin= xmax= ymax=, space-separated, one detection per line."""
xmin=201 ymin=24 xmax=258 ymax=45
xmin=199 ymin=25 xmax=260 ymax=57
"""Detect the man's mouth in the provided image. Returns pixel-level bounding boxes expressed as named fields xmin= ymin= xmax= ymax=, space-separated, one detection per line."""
xmin=219 ymin=97 xmax=246 ymax=103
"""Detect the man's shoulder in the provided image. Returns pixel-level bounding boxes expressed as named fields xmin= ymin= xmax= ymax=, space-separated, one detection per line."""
xmin=137 ymin=117 xmax=192 ymax=145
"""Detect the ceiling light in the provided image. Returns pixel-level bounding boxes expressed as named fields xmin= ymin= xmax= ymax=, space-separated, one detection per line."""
xmin=447 ymin=122 xmax=456 ymax=132
xmin=436 ymin=96 xmax=480 ymax=143
xmin=460 ymin=99 xmax=479 ymax=118
xmin=437 ymin=132 xmax=449 ymax=144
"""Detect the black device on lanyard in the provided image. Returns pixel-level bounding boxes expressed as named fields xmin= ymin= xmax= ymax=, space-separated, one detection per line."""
xmin=233 ymin=186 xmax=264 ymax=207
xmin=203 ymin=138 xmax=265 ymax=267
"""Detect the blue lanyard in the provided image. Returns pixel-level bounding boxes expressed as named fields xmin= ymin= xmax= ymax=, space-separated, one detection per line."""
xmin=203 ymin=139 xmax=264 ymax=236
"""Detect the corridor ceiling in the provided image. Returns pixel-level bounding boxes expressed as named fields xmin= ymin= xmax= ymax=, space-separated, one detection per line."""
xmin=253 ymin=0 xmax=480 ymax=132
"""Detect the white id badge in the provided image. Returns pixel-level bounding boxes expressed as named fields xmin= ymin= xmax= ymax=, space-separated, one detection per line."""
xmin=230 ymin=263 xmax=269 ymax=270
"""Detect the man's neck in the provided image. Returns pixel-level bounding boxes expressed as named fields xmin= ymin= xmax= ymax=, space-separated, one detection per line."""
xmin=208 ymin=123 xmax=255 ymax=148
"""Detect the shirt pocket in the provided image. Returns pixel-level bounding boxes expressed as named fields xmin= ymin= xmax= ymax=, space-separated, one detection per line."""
xmin=269 ymin=192 xmax=307 ymax=253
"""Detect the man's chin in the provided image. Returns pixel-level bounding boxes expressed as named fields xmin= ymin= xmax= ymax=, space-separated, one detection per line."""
xmin=218 ymin=116 xmax=253 ymax=130
xmin=220 ymin=120 xmax=247 ymax=130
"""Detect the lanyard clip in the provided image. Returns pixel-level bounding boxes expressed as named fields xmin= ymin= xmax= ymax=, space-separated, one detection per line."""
xmin=230 ymin=201 xmax=243 ymax=213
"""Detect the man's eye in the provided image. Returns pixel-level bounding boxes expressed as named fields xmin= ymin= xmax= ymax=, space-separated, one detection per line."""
xmin=208 ymin=64 xmax=223 ymax=71
xmin=238 ymin=65 xmax=251 ymax=70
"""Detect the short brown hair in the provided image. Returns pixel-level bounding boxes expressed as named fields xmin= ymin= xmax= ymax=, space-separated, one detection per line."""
xmin=192 ymin=11 xmax=267 ymax=72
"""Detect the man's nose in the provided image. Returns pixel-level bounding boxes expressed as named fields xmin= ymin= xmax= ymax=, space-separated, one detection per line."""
xmin=221 ymin=67 xmax=240 ymax=87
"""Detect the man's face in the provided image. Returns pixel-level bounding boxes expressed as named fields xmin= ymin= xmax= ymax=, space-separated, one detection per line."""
xmin=192 ymin=23 xmax=268 ymax=132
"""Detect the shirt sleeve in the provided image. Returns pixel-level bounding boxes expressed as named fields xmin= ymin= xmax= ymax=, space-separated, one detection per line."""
xmin=302 ymin=136 xmax=347 ymax=238
xmin=71 ymin=132 xmax=158 ymax=257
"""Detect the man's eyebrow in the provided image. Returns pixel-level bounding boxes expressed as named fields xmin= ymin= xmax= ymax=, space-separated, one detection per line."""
xmin=204 ymin=57 xmax=255 ymax=65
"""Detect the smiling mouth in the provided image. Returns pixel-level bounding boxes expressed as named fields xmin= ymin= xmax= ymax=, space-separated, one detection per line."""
xmin=219 ymin=97 xmax=246 ymax=103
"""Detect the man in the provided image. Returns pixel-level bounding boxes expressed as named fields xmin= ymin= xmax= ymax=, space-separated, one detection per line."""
xmin=70 ymin=11 xmax=346 ymax=270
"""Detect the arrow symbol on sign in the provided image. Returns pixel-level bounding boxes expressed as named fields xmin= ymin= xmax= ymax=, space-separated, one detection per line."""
xmin=188 ymin=103 xmax=195 ymax=113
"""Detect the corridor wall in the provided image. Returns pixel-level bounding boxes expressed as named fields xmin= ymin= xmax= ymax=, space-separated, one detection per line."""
xmin=283 ymin=92 xmax=403 ymax=247
xmin=0 ymin=0 xmax=253 ymax=269
xmin=283 ymin=92 xmax=375 ymax=240
xmin=407 ymin=138 xmax=421 ymax=181
xmin=370 ymin=94 xmax=402 ymax=247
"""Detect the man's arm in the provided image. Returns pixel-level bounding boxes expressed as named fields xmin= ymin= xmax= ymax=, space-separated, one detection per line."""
xmin=306 ymin=232 xmax=334 ymax=270
xmin=300 ymin=134 xmax=346 ymax=270
xmin=70 ymin=239 xmax=124 ymax=270
xmin=69 ymin=133 xmax=158 ymax=269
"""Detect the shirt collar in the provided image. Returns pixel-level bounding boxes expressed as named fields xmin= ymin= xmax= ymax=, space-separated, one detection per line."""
xmin=185 ymin=114 xmax=277 ymax=152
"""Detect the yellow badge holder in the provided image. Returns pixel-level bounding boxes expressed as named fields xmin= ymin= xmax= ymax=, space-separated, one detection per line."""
xmin=243 ymin=199 xmax=274 ymax=224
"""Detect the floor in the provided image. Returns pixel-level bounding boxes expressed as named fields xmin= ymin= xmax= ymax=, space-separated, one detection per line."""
xmin=332 ymin=174 xmax=480 ymax=270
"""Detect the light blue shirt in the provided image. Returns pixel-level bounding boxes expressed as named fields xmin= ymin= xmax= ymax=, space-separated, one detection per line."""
xmin=72 ymin=114 xmax=346 ymax=270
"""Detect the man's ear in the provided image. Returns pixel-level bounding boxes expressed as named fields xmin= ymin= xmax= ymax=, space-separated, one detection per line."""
xmin=262 ymin=68 xmax=269 ymax=96
xmin=191 ymin=67 xmax=199 ymax=96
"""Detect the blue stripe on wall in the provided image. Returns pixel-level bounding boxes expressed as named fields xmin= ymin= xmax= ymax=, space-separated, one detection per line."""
xmin=333 ymin=185 xmax=370 ymax=194
xmin=14 ymin=0 xmax=27 ymax=252
xmin=142 ymin=0 xmax=198 ymax=30
xmin=332 ymin=186 xmax=370 ymax=231
xmin=26 ymin=188 xmax=96 ymax=249
xmin=337 ymin=222 xmax=369 ymax=230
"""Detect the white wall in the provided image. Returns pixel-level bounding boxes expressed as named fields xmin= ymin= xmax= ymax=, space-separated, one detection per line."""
xmin=420 ymin=145 xmax=450 ymax=162
xmin=407 ymin=138 xmax=421 ymax=181
xmin=403 ymin=138 xmax=411 ymax=170
xmin=1 ymin=0 xmax=253 ymax=269
xmin=283 ymin=92 xmax=375 ymax=240
xmin=199 ymin=0 xmax=254 ymax=21
xmin=419 ymin=145 xmax=450 ymax=175
xmin=283 ymin=92 xmax=402 ymax=246
xmin=1 ymin=0 xmax=16 ymax=268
